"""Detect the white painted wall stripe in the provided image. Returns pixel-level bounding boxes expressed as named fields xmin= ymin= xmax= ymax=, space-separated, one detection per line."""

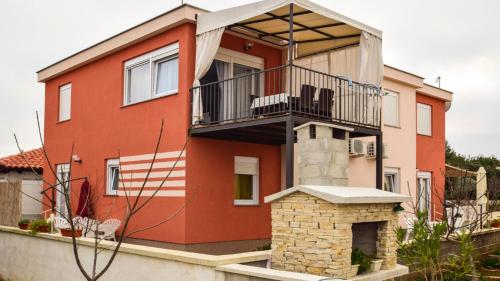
xmin=118 ymin=180 xmax=185 ymax=188
xmin=117 ymin=190 xmax=185 ymax=197
xmin=119 ymin=170 xmax=185 ymax=179
xmin=120 ymin=151 xmax=186 ymax=163
xmin=120 ymin=160 xmax=185 ymax=171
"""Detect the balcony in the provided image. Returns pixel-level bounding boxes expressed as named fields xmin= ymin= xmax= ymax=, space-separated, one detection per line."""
xmin=190 ymin=63 xmax=381 ymax=144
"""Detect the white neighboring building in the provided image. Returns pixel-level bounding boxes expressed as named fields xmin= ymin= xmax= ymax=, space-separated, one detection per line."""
xmin=0 ymin=148 xmax=43 ymax=220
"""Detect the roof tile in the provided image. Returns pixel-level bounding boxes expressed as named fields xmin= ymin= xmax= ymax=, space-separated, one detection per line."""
xmin=0 ymin=148 xmax=44 ymax=171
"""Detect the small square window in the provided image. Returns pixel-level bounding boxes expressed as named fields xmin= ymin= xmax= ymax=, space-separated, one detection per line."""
xmin=106 ymin=159 xmax=119 ymax=195
xmin=234 ymin=156 xmax=259 ymax=205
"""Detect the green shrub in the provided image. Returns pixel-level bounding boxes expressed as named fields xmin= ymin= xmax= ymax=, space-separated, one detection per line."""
xmin=351 ymin=248 xmax=372 ymax=274
xmin=481 ymin=256 xmax=500 ymax=269
xmin=28 ymin=219 xmax=50 ymax=233
xmin=18 ymin=218 xmax=30 ymax=225
xmin=396 ymin=211 xmax=448 ymax=280
xmin=445 ymin=231 xmax=475 ymax=280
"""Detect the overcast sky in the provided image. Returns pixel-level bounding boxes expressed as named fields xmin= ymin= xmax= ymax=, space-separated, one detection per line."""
xmin=0 ymin=0 xmax=499 ymax=158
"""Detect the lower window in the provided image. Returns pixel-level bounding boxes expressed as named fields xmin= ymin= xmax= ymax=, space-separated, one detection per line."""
xmin=106 ymin=159 xmax=119 ymax=195
xmin=384 ymin=168 xmax=400 ymax=193
xmin=417 ymin=172 xmax=432 ymax=213
xmin=234 ymin=156 xmax=259 ymax=205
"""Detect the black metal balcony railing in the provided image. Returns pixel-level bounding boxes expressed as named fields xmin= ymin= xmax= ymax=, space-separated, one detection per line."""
xmin=191 ymin=64 xmax=381 ymax=129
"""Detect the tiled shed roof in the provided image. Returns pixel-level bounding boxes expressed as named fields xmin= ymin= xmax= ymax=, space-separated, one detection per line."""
xmin=0 ymin=148 xmax=44 ymax=172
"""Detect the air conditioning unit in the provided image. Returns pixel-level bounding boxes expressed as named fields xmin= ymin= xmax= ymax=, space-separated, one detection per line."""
xmin=349 ymin=139 xmax=364 ymax=156
xmin=366 ymin=142 xmax=376 ymax=158
xmin=366 ymin=142 xmax=389 ymax=159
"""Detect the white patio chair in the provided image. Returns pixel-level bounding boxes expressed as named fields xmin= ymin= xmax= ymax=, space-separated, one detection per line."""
xmin=80 ymin=217 xmax=99 ymax=238
xmin=54 ymin=216 xmax=71 ymax=230
xmin=98 ymin=219 xmax=121 ymax=241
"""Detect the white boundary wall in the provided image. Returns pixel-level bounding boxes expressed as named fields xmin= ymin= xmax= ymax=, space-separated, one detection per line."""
xmin=0 ymin=226 xmax=407 ymax=281
xmin=0 ymin=226 xmax=330 ymax=281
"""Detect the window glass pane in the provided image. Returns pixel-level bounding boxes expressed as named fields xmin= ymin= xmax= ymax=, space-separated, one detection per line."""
xmin=59 ymin=85 xmax=71 ymax=121
xmin=111 ymin=166 xmax=119 ymax=191
xmin=155 ymin=57 xmax=178 ymax=95
xmin=384 ymin=174 xmax=394 ymax=192
xmin=234 ymin=174 xmax=253 ymax=200
xmin=417 ymin=104 xmax=432 ymax=136
xmin=127 ymin=62 xmax=150 ymax=104
xmin=383 ymin=92 xmax=399 ymax=126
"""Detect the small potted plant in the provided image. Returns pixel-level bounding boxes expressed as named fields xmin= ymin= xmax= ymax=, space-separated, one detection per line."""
xmin=351 ymin=249 xmax=371 ymax=275
xmin=18 ymin=219 xmax=30 ymax=230
xmin=491 ymin=219 xmax=500 ymax=228
xmin=28 ymin=219 xmax=51 ymax=233
xmin=370 ymin=259 xmax=384 ymax=272
xmin=60 ymin=227 xmax=82 ymax=238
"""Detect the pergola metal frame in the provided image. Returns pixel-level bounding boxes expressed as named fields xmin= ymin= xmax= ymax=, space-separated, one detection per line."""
xmin=200 ymin=3 xmax=383 ymax=190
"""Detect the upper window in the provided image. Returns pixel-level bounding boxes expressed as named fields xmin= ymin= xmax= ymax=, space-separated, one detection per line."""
xmin=124 ymin=43 xmax=179 ymax=105
xmin=383 ymin=91 xmax=399 ymax=127
xmin=234 ymin=156 xmax=259 ymax=206
xmin=417 ymin=103 xmax=432 ymax=136
xmin=59 ymin=84 xmax=71 ymax=122
xmin=106 ymin=159 xmax=119 ymax=195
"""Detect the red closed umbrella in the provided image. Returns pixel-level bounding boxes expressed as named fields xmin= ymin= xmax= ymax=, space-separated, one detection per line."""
xmin=76 ymin=179 xmax=92 ymax=217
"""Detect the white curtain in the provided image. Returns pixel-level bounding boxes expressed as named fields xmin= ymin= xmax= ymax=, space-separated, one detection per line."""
xmin=329 ymin=46 xmax=360 ymax=81
xmin=192 ymin=27 xmax=225 ymax=124
xmin=216 ymin=60 xmax=232 ymax=121
xmin=359 ymin=31 xmax=383 ymax=86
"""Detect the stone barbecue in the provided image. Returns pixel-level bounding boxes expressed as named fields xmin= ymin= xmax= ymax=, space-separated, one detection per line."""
xmin=264 ymin=122 xmax=410 ymax=279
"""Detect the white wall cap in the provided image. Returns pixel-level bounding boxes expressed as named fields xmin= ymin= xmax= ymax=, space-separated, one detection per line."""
xmin=264 ymin=185 xmax=411 ymax=204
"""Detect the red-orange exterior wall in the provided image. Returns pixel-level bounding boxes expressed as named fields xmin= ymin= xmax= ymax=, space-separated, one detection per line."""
xmin=184 ymin=33 xmax=283 ymax=244
xmin=42 ymin=23 xmax=284 ymax=244
xmin=416 ymin=93 xmax=446 ymax=220
xmin=43 ymin=23 xmax=196 ymax=243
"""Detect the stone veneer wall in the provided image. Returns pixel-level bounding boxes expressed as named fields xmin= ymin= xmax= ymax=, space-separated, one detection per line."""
xmin=271 ymin=192 xmax=399 ymax=279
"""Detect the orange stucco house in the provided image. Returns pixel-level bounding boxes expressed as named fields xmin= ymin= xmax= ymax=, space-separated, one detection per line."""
xmin=37 ymin=0 xmax=451 ymax=250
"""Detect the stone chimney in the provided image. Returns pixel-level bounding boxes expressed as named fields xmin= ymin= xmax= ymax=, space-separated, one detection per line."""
xmin=295 ymin=122 xmax=350 ymax=186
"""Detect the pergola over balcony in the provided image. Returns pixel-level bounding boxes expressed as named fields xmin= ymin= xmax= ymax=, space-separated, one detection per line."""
xmin=190 ymin=0 xmax=385 ymax=189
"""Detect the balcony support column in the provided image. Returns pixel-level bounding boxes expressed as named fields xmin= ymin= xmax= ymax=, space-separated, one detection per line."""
xmin=285 ymin=117 xmax=294 ymax=189
xmin=376 ymin=133 xmax=383 ymax=190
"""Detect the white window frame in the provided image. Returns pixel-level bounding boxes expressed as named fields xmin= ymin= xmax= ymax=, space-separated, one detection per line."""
xmin=417 ymin=171 xmax=432 ymax=215
xmin=384 ymin=167 xmax=400 ymax=193
xmin=417 ymin=103 xmax=432 ymax=136
xmin=234 ymin=156 xmax=259 ymax=206
xmin=215 ymin=47 xmax=265 ymax=97
xmin=383 ymin=90 xmax=400 ymax=127
xmin=123 ymin=42 xmax=179 ymax=105
xmin=58 ymin=83 xmax=72 ymax=122
xmin=106 ymin=159 xmax=120 ymax=195
xmin=55 ymin=163 xmax=70 ymax=218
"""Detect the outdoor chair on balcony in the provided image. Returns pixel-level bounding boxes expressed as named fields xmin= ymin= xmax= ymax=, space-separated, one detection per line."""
xmin=298 ymin=84 xmax=316 ymax=114
xmin=315 ymin=88 xmax=335 ymax=119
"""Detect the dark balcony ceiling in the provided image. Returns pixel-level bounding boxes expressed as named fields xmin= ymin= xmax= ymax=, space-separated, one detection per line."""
xmin=190 ymin=115 xmax=381 ymax=146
